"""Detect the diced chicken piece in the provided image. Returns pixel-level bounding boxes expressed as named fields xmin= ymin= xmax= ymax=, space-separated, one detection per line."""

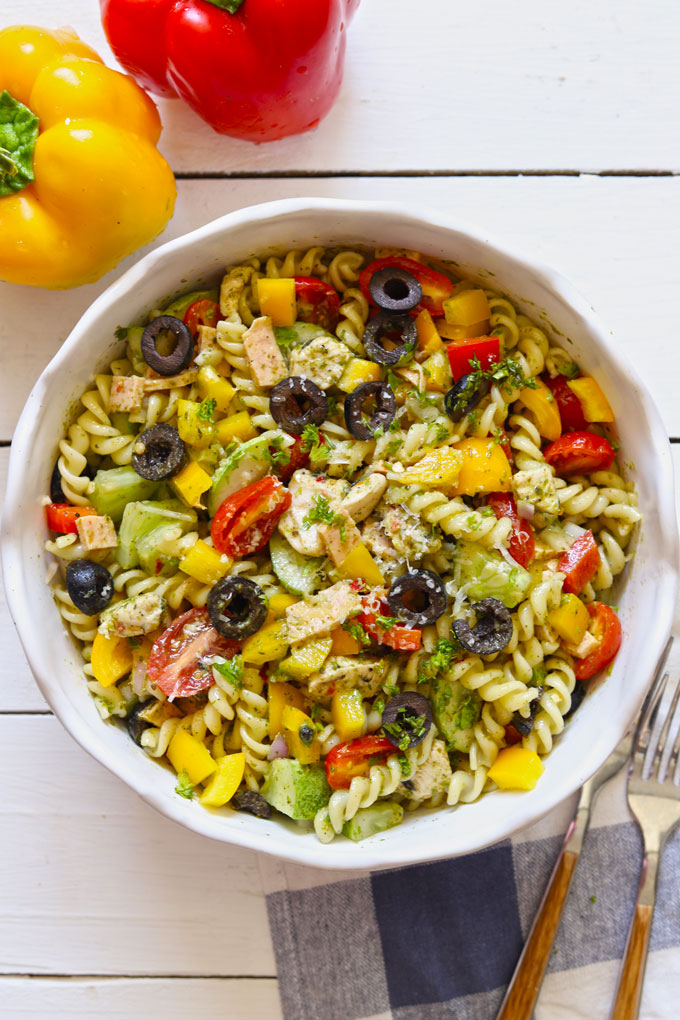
xmin=76 ymin=514 xmax=117 ymax=551
xmin=219 ymin=266 xmax=250 ymax=318
xmin=99 ymin=593 xmax=167 ymax=639
xmin=400 ymin=738 xmax=452 ymax=801
xmin=243 ymin=315 xmax=288 ymax=388
xmin=326 ymin=439 xmax=372 ymax=479
xmin=137 ymin=699 xmax=182 ymax=725
xmin=319 ymin=518 xmax=361 ymax=566
xmin=143 ymin=369 xmax=199 ymax=391
xmin=289 ymin=336 xmax=352 ymax=389
xmin=194 ymin=324 xmax=219 ymax=367
xmin=278 ymin=469 xmax=349 ymax=556
xmin=568 ymin=630 xmax=600 ymax=659
xmin=361 ymin=518 xmax=404 ymax=582
xmin=307 ymin=655 xmax=389 ymax=700
xmin=340 ymin=473 xmax=388 ymax=523
xmin=285 ymin=581 xmax=361 ymax=645
xmin=512 ymin=466 xmax=560 ymax=516
xmin=382 ymin=506 xmax=442 ymax=561
xmin=109 ymin=375 xmax=145 ymax=413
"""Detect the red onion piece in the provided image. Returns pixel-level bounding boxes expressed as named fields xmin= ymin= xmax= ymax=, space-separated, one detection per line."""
xmin=267 ymin=732 xmax=290 ymax=760
xmin=131 ymin=659 xmax=147 ymax=695
xmin=516 ymin=499 xmax=535 ymax=521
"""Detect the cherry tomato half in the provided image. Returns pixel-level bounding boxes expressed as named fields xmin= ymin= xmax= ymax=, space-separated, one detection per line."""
xmin=211 ymin=477 xmax=291 ymax=558
xmin=183 ymin=299 xmax=220 ymax=335
xmin=45 ymin=503 xmax=97 ymax=534
xmin=558 ymin=530 xmax=601 ymax=595
xmin=447 ymin=335 xmax=500 ymax=382
xmin=543 ymin=431 xmax=615 ymax=475
xmin=574 ymin=603 xmax=622 ymax=681
xmin=359 ymin=256 xmax=454 ymax=316
xmin=485 ymin=493 xmax=535 ymax=568
xmin=544 ymin=374 xmax=587 ymax=432
xmin=294 ymin=277 xmax=341 ymax=331
xmin=269 ymin=434 xmax=310 ymax=484
xmin=147 ymin=607 xmax=240 ymax=700
xmin=359 ymin=593 xmax=422 ymax=652
xmin=325 ymin=735 xmax=395 ymax=790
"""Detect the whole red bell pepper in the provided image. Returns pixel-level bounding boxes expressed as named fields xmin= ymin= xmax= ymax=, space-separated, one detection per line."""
xmin=100 ymin=0 xmax=360 ymax=142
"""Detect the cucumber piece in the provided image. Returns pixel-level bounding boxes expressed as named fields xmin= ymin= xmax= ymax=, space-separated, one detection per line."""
xmin=91 ymin=466 xmax=158 ymax=524
xmin=275 ymin=321 xmax=328 ymax=354
xmin=453 ymin=541 xmax=531 ymax=609
xmin=432 ymin=676 xmax=482 ymax=753
xmin=124 ymin=325 xmax=146 ymax=374
xmin=162 ymin=289 xmax=219 ymax=320
xmin=270 ymin=532 xmax=326 ymax=597
xmin=208 ymin=430 xmax=281 ymax=517
xmin=342 ymin=802 xmax=404 ymax=842
xmin=118 ymin=500 xmax=197 ymax=572
xmin=261 ymin=759 xmax=331 ymax=820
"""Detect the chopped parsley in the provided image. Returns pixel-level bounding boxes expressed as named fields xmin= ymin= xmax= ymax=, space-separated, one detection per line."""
xmin=451 ymin=354 xmax=538 ymax=413
xmin=531 ymin=665 xmax=547 ymax=687
xmin=342 ymin=620 xmax=371 ymax=646
xmin=274 ymin=326 xmax=299 ymax=350
xmin=384 ymin=707 xmax=427 ymax=752
xmin=408 ymin=387 xmax=440 ymax=408
xmin=417 ymin=637 xmax=461 ymax=684
xmin=213 ymin=654 xmax=243 ymax=689
xmin=302 ymin=495 xmax=347 ymax=541
xmin=386 ymin=369 xmax=403 ymax=392
xmin=385 ymin=438 xmax=403 ymax=457
xmin=266 ymin=437 xmax=291 ymax=467
xmin=326 ymin=394 xmax=338 ymax=417
xmin=433 ymin=421 xmax=450 ymax=443
xmin=114 ymin=325 xmax=129 ymax=340
xmin=175 ymin=770 xmax=195 ymax=799
xmin=398 ymin=754 xmax=411 ymax=777
xmin=372 ymin=696 xmax=385 ymax=717
xmin=300 ymin=424 xmax=328 ymax=465
xmin=376 ymin=614 xmax=399 ymax=630
xmin=197 ymin=397 xmax=217 ymax=421
xmin=453 ymin=693 xmax=480 ymax=731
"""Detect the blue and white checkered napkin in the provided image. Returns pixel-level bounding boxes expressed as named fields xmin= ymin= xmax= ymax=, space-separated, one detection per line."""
xmin=259 ymin=769 xmax=680 ymax=1020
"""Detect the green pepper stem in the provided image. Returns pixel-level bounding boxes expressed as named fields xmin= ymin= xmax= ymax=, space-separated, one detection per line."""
xmin=0 ymin=146 xmax=18 ymax=181
xmin=203 ymin=0 xmax=246 ymax=11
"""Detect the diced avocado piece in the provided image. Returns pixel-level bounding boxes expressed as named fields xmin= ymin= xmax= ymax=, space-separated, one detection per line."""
xmin=118 ymin=499 xmax=197 ymax=573
xmin=432 ymin=676 xmax=482 ymax=753
xmin=162 ymin=288 xmax=219 ymax=320
xmin=269 ymin=531 xmax=326 ymax=596
xmin=208 ymin=431 xmax=278 ymax=516
xmin=91 ymin=466 xmax=158 ymax=524
xmin=261 ymin=759 xmax=331 ymax=820
xmin=342 ymin=802 xmax=404 ymax=842
xmin=453 ymin=541 xmax=531 ymax=609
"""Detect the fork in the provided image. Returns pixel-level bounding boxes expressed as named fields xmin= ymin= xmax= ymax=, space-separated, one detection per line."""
xmin=610 ymin=669 xmax=680 ymax=1020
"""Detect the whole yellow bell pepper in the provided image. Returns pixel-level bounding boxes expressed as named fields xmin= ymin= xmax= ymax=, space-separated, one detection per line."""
xmin=0 ymin=25 xmax=176 ymax=288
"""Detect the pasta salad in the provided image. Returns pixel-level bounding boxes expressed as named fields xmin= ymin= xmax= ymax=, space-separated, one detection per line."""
xmin=45 ymin=245 xmax=639 ymax=843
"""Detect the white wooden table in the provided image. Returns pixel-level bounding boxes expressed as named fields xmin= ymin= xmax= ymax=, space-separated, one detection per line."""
xmin=1 ymin=1 xmax=679 ymax=1016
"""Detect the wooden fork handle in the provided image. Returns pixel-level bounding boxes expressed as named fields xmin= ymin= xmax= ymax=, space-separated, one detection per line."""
xmin=496 ymin=847 xmax=579 ymax=1020
xmin=611 ymin=855 xmax=656 ymax=1020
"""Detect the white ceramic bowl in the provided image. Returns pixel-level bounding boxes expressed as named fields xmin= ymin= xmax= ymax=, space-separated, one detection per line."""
xmin=3 ymin=198 xmax=677 ymax=870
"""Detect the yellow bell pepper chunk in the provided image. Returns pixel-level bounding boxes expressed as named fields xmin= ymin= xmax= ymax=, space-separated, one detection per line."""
xmin=415 ymin=309 xmax=443 ymax=357
xmin=180 ymin=539 xmax=231 ymax=585
xmin=214 ymin=410 xmax=257 ymax=445
xmin=518 ymin=380 xmax=562 ymax=441
xmin=438 ymin=319 xmax=490 ymax=341
xmin=257 ymin=277 xmax=296 ymax=327
xmin=567 ymin=377 xmax=614 ymax=423
xmin=90 ymin=631 xmax=133 ymax=688
xmin=330 ymin=626 xmax=363 ymax=656
xmin=266 ymin=592 xmax=299 ymax=622
xmin=452 ymin=438 xmax=512 ymax=496
xmin=170 ymin=461 xmax=213 ymax=509
xmin=167 ymin=730 xmax=216 ymax=785
xmin=422 ymin=349 xmax=451 ymax=392
xmin=242 ymin=619 xmax=290 ymax=666
xmin=268 ymin=681 xmax=306 ymax=738
xmin=488 ymin=746 xmax=545 ymax=791
xmin=338 ymin=357 xmax=383 ymax=393
xmin=197 ymin=366 xmax=236 ymax=414
xmin=338 ymin=542 xmax=385 ymax=587
xmin=549 ymin=594 xmax=590 ymax=645
xmin=279 ymin=635 xmax=333 ymax=680
xmin=199 ymin=752 xmax=246 ymax=807
xmin=331 ymin=689 xmax=366 ymax=741
xmin=399 ymin=447 xmax=464 ymax=489
xmin=443 ymin=289 xmax=491 ymax=327
xmin=177 ymin=399 xmax=216 ymax=448
xmin=281 ymin=705 xmax=321 ymax=764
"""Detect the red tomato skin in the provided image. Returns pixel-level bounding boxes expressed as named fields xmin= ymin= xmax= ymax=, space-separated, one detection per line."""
xmin=446 ymin=336 xmax=500 ymax=382
xmin=358 ymin=594 xmax=422 ymax=651
xmin=147 ymin=608 xmax=240 ymax=700
xmin=559 ymin=531 xmax=601 ymax=594
xmin=325 ymin=735 xmax=394 ymax=790
xmin=183 ymin=299 xmax=220 ymax=334
xmin=270 ymin=435 xmax=310 ymax=484
xmin=544 ymin=431 xmax=616 ymax=475
xmin=359 ymin=256 xmax=453 ymax=316
xmin=45 ymin=503 xmax=97 ymax=534
xmin=211 ymin=478 xmax=291 ymax=558
xmin=574 ymin=603 xmax=622 ymax=681
xmin=294 ymin=277 xmax=341 ymax=330
xmin=504 ymin=724 xmax=522 ymax=746
xmin=485 ymin=492 xmax=535 ymax=568
xmin=544 ymin=374 xmax=587 ymax=432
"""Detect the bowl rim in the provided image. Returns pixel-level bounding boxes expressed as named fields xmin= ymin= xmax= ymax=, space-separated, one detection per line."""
xmin=2 ymin=196 xmax=678 ymax=870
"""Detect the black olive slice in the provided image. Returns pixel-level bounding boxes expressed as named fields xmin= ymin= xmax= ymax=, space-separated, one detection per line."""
xmin=65 ymin=559 xmax=114 ymax=616
xmin=565 ymin=680 xmax=586 ymax=719
xmin=127 ymin=699 xmax=154 ymax=746
xmin=363 ymin=311 xmax=418 ymax=366
xmin=208 ymin=576 xmax=267 ymax=640
xmin=131 ymin=423 xmax=186 ymax=481
xmin=141 ymin=315 xmax=194 ymax=376
xmin=452 ymin=598 xmax=513 ymax=655
xmin=232 ymin=789 xmax=272 ymax=818
xmin=50 ymin=460 xmax=66 ymax=502
xmin=344 ymin=381 xmax=396 ymax=440
xmin=382 ymin=692 xmax=433 ymax=751
xmin=386 ymin=570 xmax=448 ymax=627
xmin=270 ymin=376 xmax=328 ymax=436
xmin=369 ymin=267 xmax=423 ymax=313
xmin=512 ymin=686 xmax=544 ymax=736
xmin=444 ymin=373 xmax=491 ymax=422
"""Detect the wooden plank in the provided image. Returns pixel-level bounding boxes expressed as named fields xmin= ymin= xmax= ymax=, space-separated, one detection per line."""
xmin=2 ymin=175 xmax=680 ymax=440
xmin=1 ymin=0 xmax=677 ymax=173
xmin=0 ymin=977 xmax=281 ymax=1019
xmin=0 ymin=716 xmax=276 ymax=976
